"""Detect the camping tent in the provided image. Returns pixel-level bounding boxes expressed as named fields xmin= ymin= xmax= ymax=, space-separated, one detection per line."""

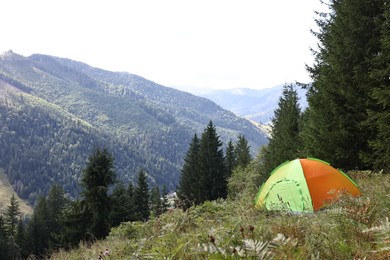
xmin=255 ymin=158 xmax=362 ymax=212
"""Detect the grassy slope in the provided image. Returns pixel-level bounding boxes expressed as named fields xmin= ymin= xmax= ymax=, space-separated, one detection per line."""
xmin=0 ymin=168 xmax=33 ymax=217
xmin=52 ymin=171 xmax=390 ymax=259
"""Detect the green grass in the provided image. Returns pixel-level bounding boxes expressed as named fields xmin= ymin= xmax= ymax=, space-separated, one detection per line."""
xmin=51 ymin=171 xmax=390 ymax=259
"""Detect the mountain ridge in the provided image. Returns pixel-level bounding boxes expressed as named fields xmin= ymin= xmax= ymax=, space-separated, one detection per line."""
xmin=0 ymin=51 xmax=268 ymax=203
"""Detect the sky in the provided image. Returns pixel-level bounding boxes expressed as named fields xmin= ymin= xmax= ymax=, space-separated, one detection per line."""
xmin=0 ymin=0 xmax=326 ymax=90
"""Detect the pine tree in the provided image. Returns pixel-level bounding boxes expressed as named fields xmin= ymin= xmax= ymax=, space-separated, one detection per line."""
xmin=26 ymin=197 xmax=50 ymax=257
xmin=199 ymin=121 xmax=227 ymax=201
xmin=80 ymin=148 xmax=116 ymax=239
xmin=56 ymin=200 xmax=90 ymax=249
xmin=134 ymin=170 xmax=150 ymax=221
xmin=46 ymin=184 xmax=68 ymax=251
xmin=15 ymin=218 xmax=27 ymax=259
xmin=126 ymin=182 xmax=137 ymax=221
xmin=110 ymin=182 xmax=132 ymax=226
xmin=225 ymin=140 xmax=237 ymax=179
xmin=263 ymin=84 xmax=302 ymax=174
xmin=0 ymin=215 xmax=9 ymax=260
xmin=161 ymin=185 xmax=170 ymax=213
xmin=4 ymin=194 xmax=20 ymax=237
xmin=177 ymin=134 xmax=201 ymax=209
xmin=150 ymin=187 xmax=162 ymax=217
xmin=303 ymin=0 xmax=386 ymax=170
xmin=235 ymin=135 xmax=252 ymax=169
xmin=364 ymin=2 xmax=390 ymax=171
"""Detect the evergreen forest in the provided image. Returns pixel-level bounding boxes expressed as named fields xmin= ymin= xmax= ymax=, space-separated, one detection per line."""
xmin=0 ymin=0 xmax=389 ymax=258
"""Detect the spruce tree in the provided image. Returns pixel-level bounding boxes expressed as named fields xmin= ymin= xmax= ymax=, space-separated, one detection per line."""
xmin=46 ymin=184 xmax=67 ymax=251
xmin=199 ymin=121 xmax=227 ymax=201
xmin=56 ymin=200 xmax=90 ymax=249
xmin=15 ymin=219 xmax=27 ymax=259
xmin=177 ymin=134 xmax=201 ymax=209
xmin=4 ymin=194 xmax=20 ymax=237
xmin=134 ymin=170 xmax=150 ymax=221
xmin=364 ymin=2 xmax=390 ymax=171
xmin=303 ymin=0 xmax=386 ymax=169
xmin=126 ymin=182 xmax=137 ymax=221
xmin=110 ymin=182 xmax=133 ymax=226
xmin=26 ymin=197 xmax=50 ymax=257
xmin=263 ymin=84 xmax=302 ymax=174
xmin=161 ymin=185 xmax=170 ymax=213
xmin=225 ymin=140 xmax=237 ymax=179
xmin=235 ymin=134 xmax=252 ymax=169
xmin=80 ymin=148 xmax=116 ymax=239
xmin=150 ymin=187 xmax=162 ymax=217
xmin=0 ymin=215 xmax=9 ymax=260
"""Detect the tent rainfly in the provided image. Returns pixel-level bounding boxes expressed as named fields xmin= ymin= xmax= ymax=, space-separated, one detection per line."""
xmin=255 ymin=158 xmax=362 ymax=212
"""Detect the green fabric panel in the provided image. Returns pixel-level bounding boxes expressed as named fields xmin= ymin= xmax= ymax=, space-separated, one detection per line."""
xmin=256 ymin=159 xmax=313 ymax=212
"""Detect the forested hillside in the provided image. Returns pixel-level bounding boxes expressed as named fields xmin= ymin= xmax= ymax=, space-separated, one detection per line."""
xmin=0 ymin=52 xmax=267 ymax=203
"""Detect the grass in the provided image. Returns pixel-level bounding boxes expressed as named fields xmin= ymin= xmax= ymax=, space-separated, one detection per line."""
xmin=51 ymin=171 xmax=389 ymax=259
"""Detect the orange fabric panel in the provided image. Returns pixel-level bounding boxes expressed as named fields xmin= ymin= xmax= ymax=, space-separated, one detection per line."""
xmin=300 ymin=159 xmax=362 ymax=210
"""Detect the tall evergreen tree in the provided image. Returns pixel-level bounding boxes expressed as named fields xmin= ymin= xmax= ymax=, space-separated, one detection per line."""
xmin=4 ymin=194 xmax=20 ymax=238
xmin=56 ymin=200 xmax=90 ymax=249
xmin=303 ymin=0 xmax=386 ymax=170
xmin=177 ymin=134 xmax=201 ymax=209
xmin=0 ymin=215 xmax=9 ymax=260
xmin=199 ymin=121 xmax=227 ymax=201
xmin=46 ymin=184 xmax=68 ymax=251
xmin=110 ymin=182 xmax=133 ymax=226
xmin=225 ymin=140 xmax=237 ymax=179
xmin=80 ymin=148 xmax=116 ymax=239
xmin=134 ymin=170 xmax=150 ymax=221
xmin=126 ymin=182 xmax=137 ymax=221
xmin=235 ymin=135 xmax=252 ymax=169
xmin=26 ymin=197 xmax=50 ymax=258
xmin=161 ymin=185 xmax=170 ymax=213
xmin=150 ymin=187 xmax=162 ymax=217
xmin=364 ymin=2 xmax=390 ymax=171
xmin=15 ymin=218 xmax=27 ymax=259
xmin=263 ymin=84 xmax=302 ymax=174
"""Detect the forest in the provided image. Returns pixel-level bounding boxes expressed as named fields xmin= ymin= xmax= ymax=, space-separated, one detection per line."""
xmin=0 ymin=0 xmax=389 ymax=258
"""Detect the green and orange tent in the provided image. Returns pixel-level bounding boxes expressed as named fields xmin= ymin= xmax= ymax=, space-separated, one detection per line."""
xmin=255 ymin=158 xmax=362 ymax=212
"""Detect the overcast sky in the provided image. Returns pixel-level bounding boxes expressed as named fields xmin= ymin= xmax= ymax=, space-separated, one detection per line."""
xmin=0 ymin=0 xmax=325 ymax=90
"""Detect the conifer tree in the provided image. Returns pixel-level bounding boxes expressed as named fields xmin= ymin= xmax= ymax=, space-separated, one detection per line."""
xmin=263 ymin=84 xmax=302 ymax=174
xmin=15 ymin=218 xmax=27 ymax=259
xmin=235 ymin=134 xmax=252 ymax=169
xmin=199 ymin=121 xmax=227 ymax=201
xmin=134 ymin=170 xmax=150 ymax=221
xmin=150 ymin=187 xmax=162 ymax=217
xmin=26 ymin=197 xmax=50 ymax=257
xmin=177 ymin=134 xmax=201 ymax=209
xmin=110 ymin=182 xmax=133 ymax=226
xmin=46 ymin=184 xmax=67 ymax=250
xmin=126 ymin=182 xmax=137 ymax=221
xmin=80 ymin=148 xmax=116 ymax=239
xmin=56 ymin=200 xmax=90 ymax=249
xmin=225 ymin=140 xmax=237 ymax=179
xmin=161 ymin=185 xmax=170 ymax=213
xmin=303 ymin=0 xmax=386 ymax=169
xmin=0 ymin=215 xmax=9 ymax=260
xmin=4 ymin=194 xmax=20 ymax=237
xmin=364 ymin=2 xmax=390 ymax=171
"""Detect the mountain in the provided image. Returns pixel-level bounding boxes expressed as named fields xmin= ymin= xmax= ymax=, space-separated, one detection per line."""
xmin=198 ymin=85 xmax=308 ymax=124
xmin=0 ymin=51 xmax=267 ymax=203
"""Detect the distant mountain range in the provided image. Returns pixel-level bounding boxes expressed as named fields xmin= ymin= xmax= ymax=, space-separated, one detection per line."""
xmin=177 ymin=85 xmax=308 ymax=124
xmin=0 ymin=51 xmax=268 ymax=203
